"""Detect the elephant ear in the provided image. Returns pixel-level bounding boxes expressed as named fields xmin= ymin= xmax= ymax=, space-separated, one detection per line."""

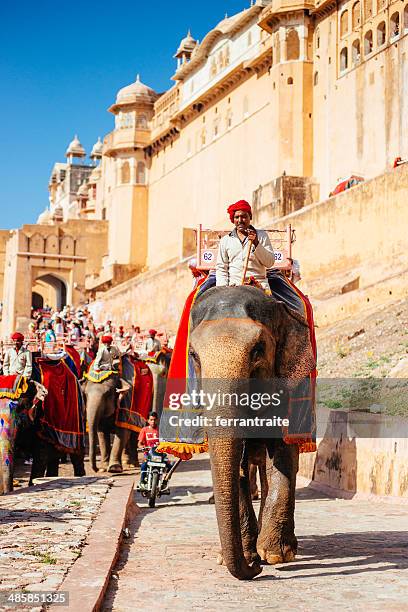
xmin=274 ymin=303 xmax=315 ymax=385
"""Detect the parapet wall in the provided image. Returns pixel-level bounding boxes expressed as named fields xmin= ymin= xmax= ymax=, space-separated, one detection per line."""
xmin=95 ymin=163 xmax=408 ymax=330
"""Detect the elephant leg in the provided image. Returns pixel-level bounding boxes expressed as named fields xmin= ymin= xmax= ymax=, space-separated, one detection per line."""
xmin=122 ymin=431 xmax=138 ymax=467
xmin=97 ymin=430 xmax=110 ymax=471
xmin=249 ymin=464 xmax=259 ymax=500
xmin=108 ymin=428 xmax=129 ymax=473
xmin=257 ymin=441 xmax=299 ymax=565
xmin=257 ymin=460 xmax=269 ymax=532
xmin=88 ymin=416 xmax=100 ymax=473
xmin=29 ymin=436 xmax=48 ymax=484
xmin=239 ymin=448 xmax=260 ymax=565
xmin=209 ymin=436 xmax=262 ymax=580
xmin=45 ymin=444 xmax=60 ymax=477
xmin=70 ymin=451 xmax=86 ymax=477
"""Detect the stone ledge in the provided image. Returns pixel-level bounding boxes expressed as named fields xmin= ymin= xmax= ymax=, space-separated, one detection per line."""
xmin=58 ymin=474 xmax=136 ymax=612
xmin=297 ymin=474 xmax=408 ymax=506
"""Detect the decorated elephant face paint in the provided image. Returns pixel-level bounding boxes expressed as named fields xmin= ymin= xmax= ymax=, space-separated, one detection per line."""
xmin=0 ymin=399 xmax=18 ymax=494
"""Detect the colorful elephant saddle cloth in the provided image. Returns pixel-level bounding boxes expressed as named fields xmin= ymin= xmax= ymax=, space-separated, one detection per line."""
xmin=0 ymin=374 xmax=28 ymax=400
xmin=115 ymin=354 xmax=153 ymax=432
xmin=85 ymin=361 xmax=117 ymax=383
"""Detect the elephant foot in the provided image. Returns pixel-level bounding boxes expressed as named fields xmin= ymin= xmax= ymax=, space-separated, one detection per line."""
xmin=257 ymin=544 xmax=297 ymax=565
xmin=108 ymin=463 xmax=123 ymax=473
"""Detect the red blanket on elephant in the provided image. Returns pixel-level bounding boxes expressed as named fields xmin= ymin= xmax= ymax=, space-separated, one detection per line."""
xmin=115 ymin=354 xmax=153 ymax=432
xmin=0 ymin=374 xmax=28 ymax=400
xmin=36 ymin=358 xmax=85 ymax=453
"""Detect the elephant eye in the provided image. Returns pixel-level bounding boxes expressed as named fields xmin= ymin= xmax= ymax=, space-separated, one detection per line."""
xmin=251 ymin=341 xmax=265 ymax=361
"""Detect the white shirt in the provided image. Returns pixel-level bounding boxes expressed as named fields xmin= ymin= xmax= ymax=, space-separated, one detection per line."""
xmin=216 ymin=228 xmax=275 ymax=289
xmin=3 ymin=346 xmax=33 ymax=378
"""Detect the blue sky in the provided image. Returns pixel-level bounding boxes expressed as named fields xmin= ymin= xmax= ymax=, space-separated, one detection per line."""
xmin=0 ymin=0 xmax=249 ymax=229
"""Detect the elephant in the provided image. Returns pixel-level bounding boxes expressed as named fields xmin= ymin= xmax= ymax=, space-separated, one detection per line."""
xmin=0 ymin=380 xmax=47 ymax=494
xmin=189 ymin=285 xmax=315 ymax=580
xmin=82 ymin=376 xmax=130 ymax=473
xmin=146 ymin=349 xmax=172 ymax=417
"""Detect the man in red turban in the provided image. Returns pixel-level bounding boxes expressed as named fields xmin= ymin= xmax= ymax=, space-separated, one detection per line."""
xmin=216 ymin=199 xmax=275 ymax=288
xmin=3 ymin=331 xmax=32 ymax=378
xmin=144 ymin=329 xmax=161 ymax=355
xmin=94 ymin=334 xmax=121 ymax=372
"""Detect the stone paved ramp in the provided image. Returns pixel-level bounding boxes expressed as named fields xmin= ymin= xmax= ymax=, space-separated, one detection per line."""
xmin=103 ymin=455 xmax=408 ymax=612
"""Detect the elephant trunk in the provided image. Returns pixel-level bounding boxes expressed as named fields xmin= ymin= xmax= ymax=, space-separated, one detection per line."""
xmin=209 ymin=436 xmax=260 ymax=580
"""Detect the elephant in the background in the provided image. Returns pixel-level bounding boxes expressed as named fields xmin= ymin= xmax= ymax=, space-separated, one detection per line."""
xmin=189 ymin=285 xmax=315 ymax=580
xmin=82 ymin=376 xmax=129 ymax=473
xmin=0 ymin=381 xmax=47 ymax=494
xmin=146 ymin=349 xmax=172 ymax=418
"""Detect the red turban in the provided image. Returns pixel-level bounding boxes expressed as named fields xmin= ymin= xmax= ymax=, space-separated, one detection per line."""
xmin=148 ymin=329 xmax=157 ymax=336
xmin=11 ymin=332 xmax=24 ymax=341
xmin=101 ymin=335 xmax=113 ymax=344
xmin=227 ymin=200 xmax=252 ymax=222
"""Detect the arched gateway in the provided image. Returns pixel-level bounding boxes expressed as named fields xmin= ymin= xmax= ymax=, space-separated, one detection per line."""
xmin=0 ymin=220 xmax=107 ymax=337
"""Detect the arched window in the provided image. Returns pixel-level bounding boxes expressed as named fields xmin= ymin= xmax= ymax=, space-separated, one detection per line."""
xmin=340 ymin=47 xmax=348 ymax=71
xmin=364 ymin=30 xmax=373 ymax=54
xmin=287 ymin=77 xmax=294 ymax=84
xmin=286 ymin=29 xmax=300 ymax=60
xmin=364 ymin=0 xmax=373 ymax=20
xmin=390 ymin=12 xmax=400 ymax=38
xmin=136 ymin=114 xmax=147 ymax=128
xmin=352 ymin=1 xmax=361 ymax=29
xmin=314 ymin=71 xmax=319 ymax=85
xmin=340 ymin=10 xmax=349 ymax=37
xmin=136 ymin=161 xmax=146 ymax=184
xmin=121 ymin=161 xmax=130 ymax=184
xmin=352 ymin=39 xmax=361 ymax=63
xmin=377 ymin=21 xmax=386 ymax=46
xmin=405 ymin=5 xmax=408 ymax=33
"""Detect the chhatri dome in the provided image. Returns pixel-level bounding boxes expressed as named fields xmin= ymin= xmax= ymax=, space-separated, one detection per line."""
xmin=90 ymin=137 xmax=103 ymax=160
xmin=37 ymin=208 xmax=52 ymax=225
xmin=65 ymin=135 xmax=86 ymax=159
xmin=115 ymin=74 xmax=159 ymax=106
xmin=175 ymin=30 xmax=197 ymax=58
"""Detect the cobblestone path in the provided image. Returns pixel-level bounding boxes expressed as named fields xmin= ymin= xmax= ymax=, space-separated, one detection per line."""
xmin=0 ymin=476 xmax=111 ymax=596
xmin=103 ymin=455 xmax=408 ymax=611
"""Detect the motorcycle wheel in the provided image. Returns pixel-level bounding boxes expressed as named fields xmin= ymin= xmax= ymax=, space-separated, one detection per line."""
xmin=149 ymin=472 xmax=159 ymax=508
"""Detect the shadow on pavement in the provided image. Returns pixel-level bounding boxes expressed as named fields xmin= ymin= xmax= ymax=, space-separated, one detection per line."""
xmin=255 ymin=530 xmax=408 ymax=581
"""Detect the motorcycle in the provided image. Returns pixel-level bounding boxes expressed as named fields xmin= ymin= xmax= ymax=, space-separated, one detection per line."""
xmin=137 ymin=446 xmax=181 ymax=508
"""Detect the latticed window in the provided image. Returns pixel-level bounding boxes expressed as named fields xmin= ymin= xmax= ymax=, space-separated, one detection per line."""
xmin=352 ymin=39 xmax=361 ymax=63
xmin=340 ymin=47 xmax=348 ymax=71
xmin=364 ymin=29 xmax=373 ymax=54
xmin=340 ymin=10 xmax=349 ymax=37
xmin=121 ymin=161 xmax=130 ymax=184
xmin=377 ymin=21 xmax=386 ymax=46
xmin=287 ymin=29 xmax=300 ymax=60
xmin=364 ymin=0 xmax=373 ymax=21
xmin=390 ymin=12 xmax=400 ymax=38
xmin=136 ymin=161 xmax=145 ymax=184
xmin=352 ymin=1 xmax=361 ymax=29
